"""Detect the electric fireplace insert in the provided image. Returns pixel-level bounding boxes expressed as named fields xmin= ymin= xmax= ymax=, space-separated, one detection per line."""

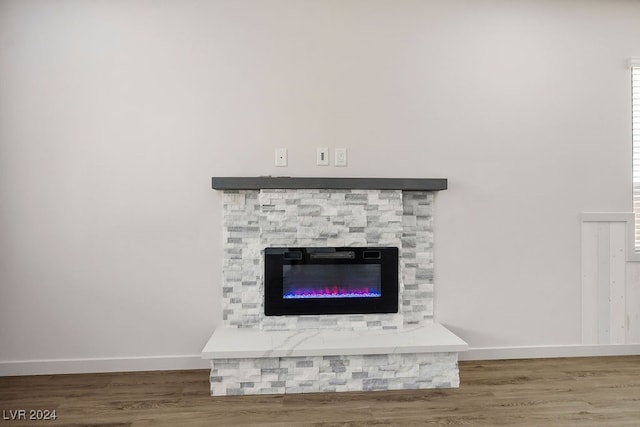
xmin=264 ymin=247 xmax=399 ymax=316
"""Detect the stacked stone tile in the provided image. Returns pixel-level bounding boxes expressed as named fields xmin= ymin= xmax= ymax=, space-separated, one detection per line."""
xmin=402 ymin=192 xmax=435 ymax=324
xmin=213 ymin=187 xmax=453 ymax=396
xmin=222 ymin=191 xmax=262 ymax=329
xmin=221 ymin=188 xmax=434 ymax=330
xmin=210 ymin=353 xmax=458 ymax=395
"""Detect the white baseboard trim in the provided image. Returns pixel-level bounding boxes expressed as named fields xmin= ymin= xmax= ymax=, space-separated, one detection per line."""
xmin=3 ymin=345 xmax=639 ymax=376
xmin=0 ymin=354 xmax=210 ymax=377
xmin=459 ymin=344 xmax=640 ymax=361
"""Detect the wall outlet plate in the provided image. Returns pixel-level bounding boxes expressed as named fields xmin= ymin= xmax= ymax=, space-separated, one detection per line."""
xmin=275 ymin=148 xmax=288 ymax=167
xmin=335 ymin=148 xmax=347 ymax=167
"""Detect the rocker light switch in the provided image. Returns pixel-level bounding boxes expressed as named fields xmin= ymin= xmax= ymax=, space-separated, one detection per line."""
xmin=316 ymin=147 xmax=329 ymax=166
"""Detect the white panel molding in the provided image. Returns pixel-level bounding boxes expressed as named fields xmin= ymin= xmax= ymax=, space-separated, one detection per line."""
xmin=581 ymin=220 xmax=599 ymax=344
xmin=596 ymin=222 xmax=611 ymax=342
xmin=0 ymin=355 xmax=209 ymax=377
xmin=459 ymin=344 xmax=640 ymax=361
xmin=581 ymin=212 xmax=640 ymax=262
xmin=609 ymin=222 xmax=627 ymax=343
xmin=626 ymin=263 xmax=640 ymax=343
xmin=581 ymin=212 xmax=640 ymax=346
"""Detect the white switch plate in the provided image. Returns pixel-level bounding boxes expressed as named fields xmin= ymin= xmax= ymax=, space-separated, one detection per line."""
xmin=275 ymin=148 xmax=287 ymax=167
xmin=316 ymin=147 xmax=329 ymax=166
xmin=335 ymin=148 xmax=347 ymax=166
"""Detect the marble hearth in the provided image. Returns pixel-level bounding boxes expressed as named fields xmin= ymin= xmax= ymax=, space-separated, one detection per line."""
xmin=202 ymin=177 xmax=467 ymax=396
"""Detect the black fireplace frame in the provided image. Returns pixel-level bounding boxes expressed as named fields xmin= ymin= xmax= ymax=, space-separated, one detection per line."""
xmin=264 ymin=247 xmax=399 ymax=316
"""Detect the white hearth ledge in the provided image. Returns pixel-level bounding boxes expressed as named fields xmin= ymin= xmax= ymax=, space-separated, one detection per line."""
xmin=202 ymin=323 xmax=467 ymax=360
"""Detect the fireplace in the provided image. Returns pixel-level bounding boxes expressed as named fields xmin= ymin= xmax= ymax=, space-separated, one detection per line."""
xmin=217 ymin=183 xmax=440 ymax=330
xmin=264 ymin=247 xmax=399 ymax=316
xmin=203 ymin=178 xmax=467 ymax=397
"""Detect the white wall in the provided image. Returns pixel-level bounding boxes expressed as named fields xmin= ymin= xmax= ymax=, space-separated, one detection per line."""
xmin=1 ymin=0 xmax=639 ymax=374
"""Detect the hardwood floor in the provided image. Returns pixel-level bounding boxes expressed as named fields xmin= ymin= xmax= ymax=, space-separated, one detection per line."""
xmin=1 ymin=356 xmax=639 ymax=426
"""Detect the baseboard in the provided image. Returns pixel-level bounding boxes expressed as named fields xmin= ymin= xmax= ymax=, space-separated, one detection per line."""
xmin=459 ymin=344 xmax=640 ymax=361
xmin=0 ymin=354 xmax=210 ymax=377
xmin=3 ymin=345 xmax=639 ymax=376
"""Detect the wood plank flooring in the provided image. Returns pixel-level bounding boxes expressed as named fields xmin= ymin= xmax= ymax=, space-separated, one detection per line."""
xmin=1 ymin=356 xmax=639 ymax=426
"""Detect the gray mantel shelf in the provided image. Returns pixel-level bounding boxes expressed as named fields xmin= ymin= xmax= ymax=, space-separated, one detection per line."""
xmin=211 ymin=177 xmax=447 ymax=191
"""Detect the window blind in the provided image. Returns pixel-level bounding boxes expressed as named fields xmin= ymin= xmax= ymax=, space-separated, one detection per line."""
xmin=633 ymin=64 xmax=640 ymax=249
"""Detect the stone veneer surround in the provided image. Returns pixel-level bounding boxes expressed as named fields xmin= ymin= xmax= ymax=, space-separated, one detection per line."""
xmin=221 ymin=189 xmax=434 ymax=330
xmin=204 ymin=182 xmax=466 ymax=396
xmin=211 ymin=352 xmax=459 ymax=395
